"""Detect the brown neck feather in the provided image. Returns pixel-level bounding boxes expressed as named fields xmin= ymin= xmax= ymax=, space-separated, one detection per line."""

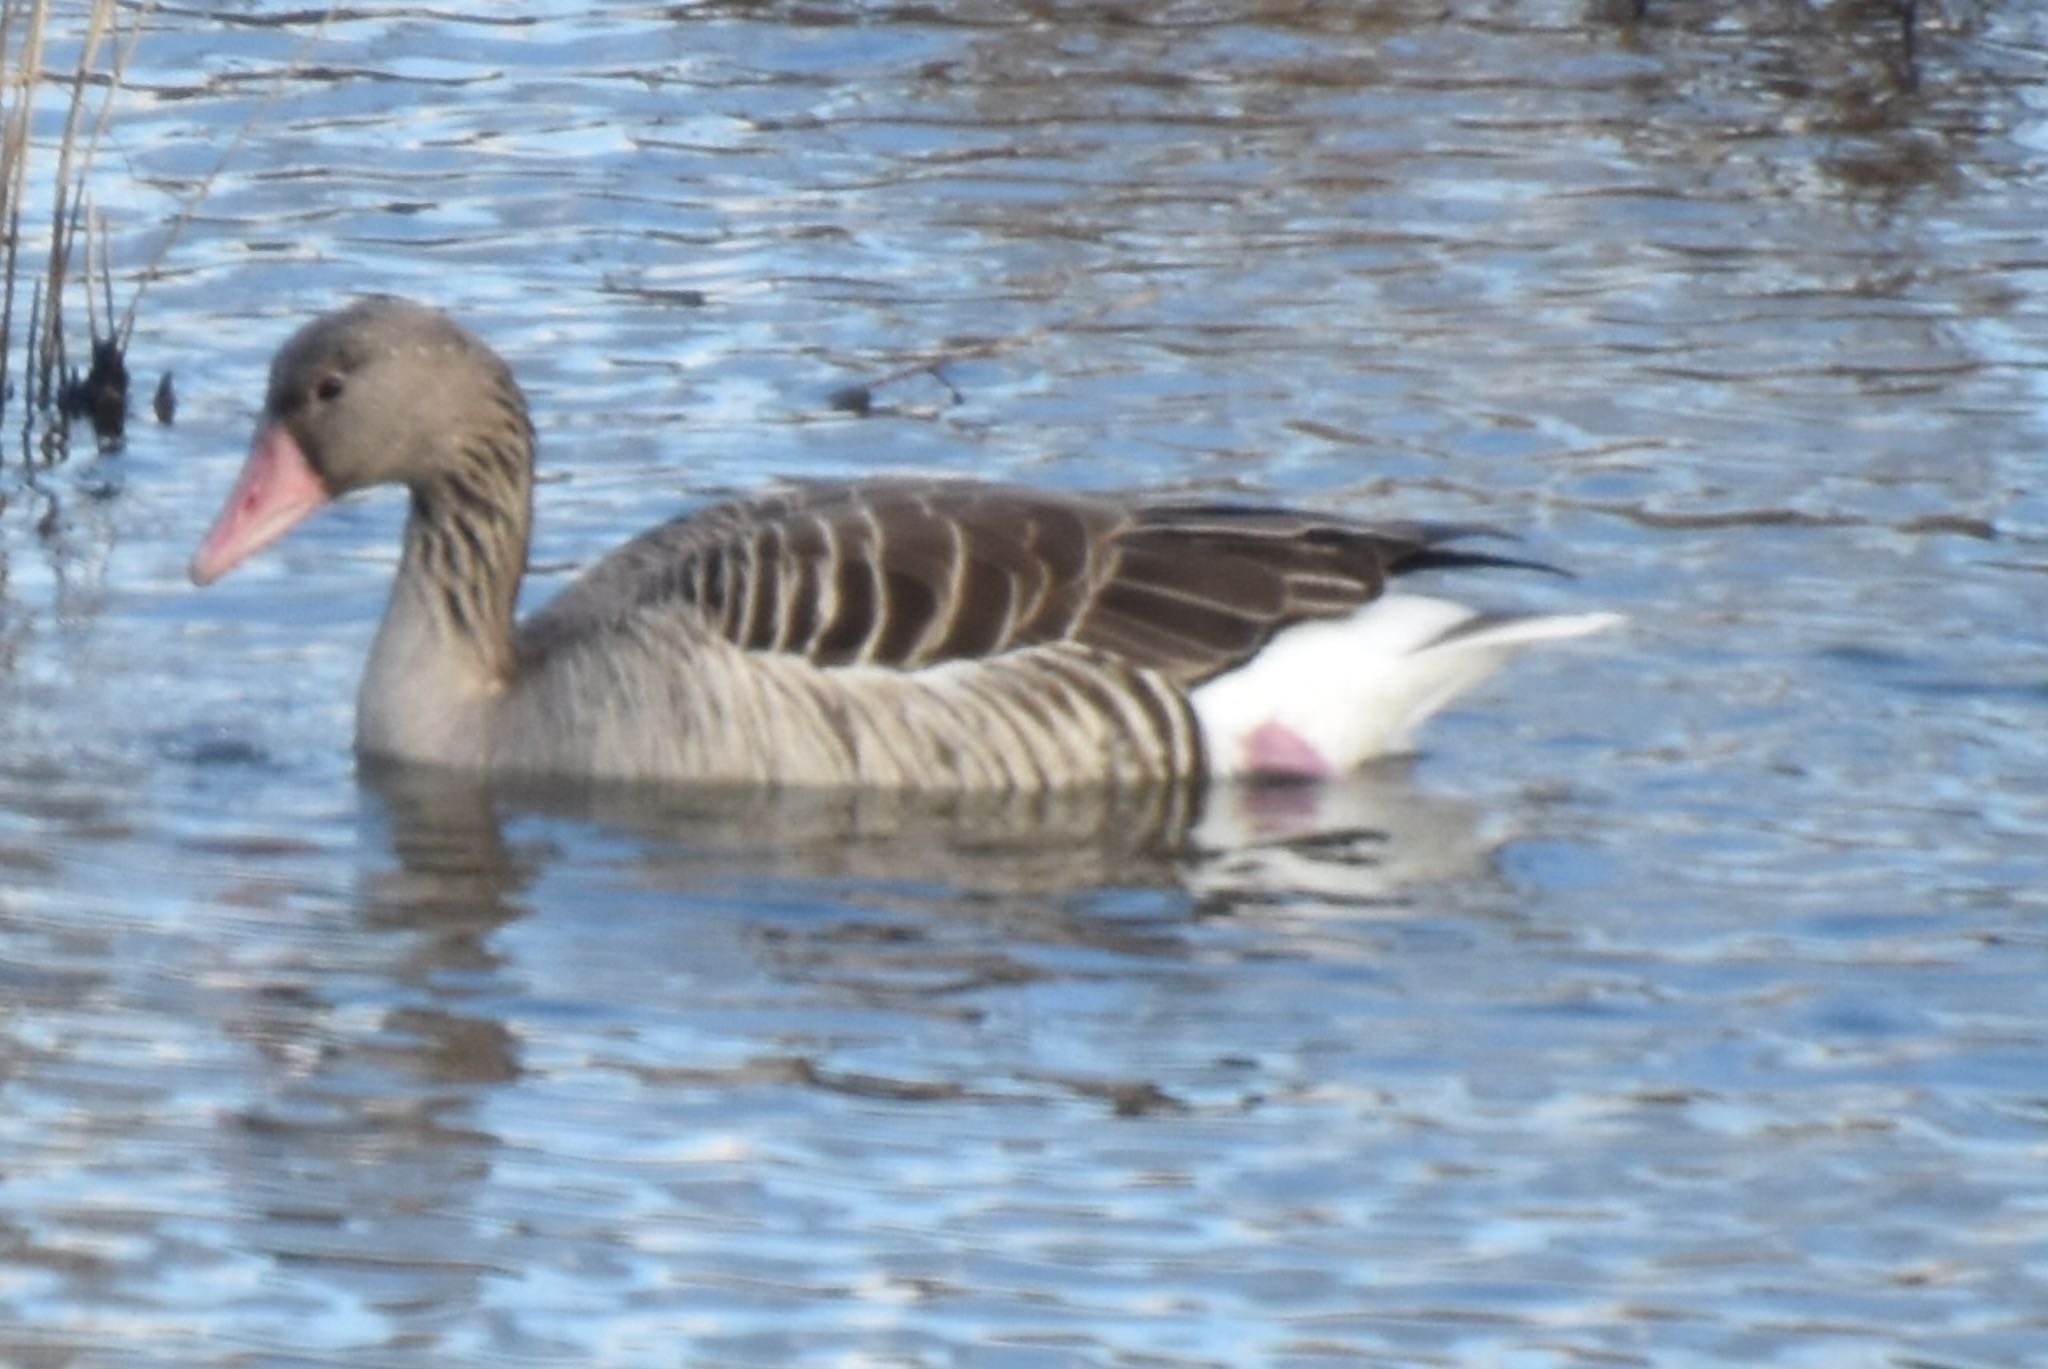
xmin=396 ymin=382 xmax=535 ymax=682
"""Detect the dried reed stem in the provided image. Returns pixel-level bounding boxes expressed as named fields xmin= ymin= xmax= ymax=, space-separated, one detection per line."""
xmin=0 ymin=0 xmax=51 ymax=417
xmin=40 ymin=0 xmax=117 ymax=407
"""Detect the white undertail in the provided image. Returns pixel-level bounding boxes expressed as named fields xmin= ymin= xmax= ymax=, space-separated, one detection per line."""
xmin=1191 ymin=594 xmax=1622 ymax=778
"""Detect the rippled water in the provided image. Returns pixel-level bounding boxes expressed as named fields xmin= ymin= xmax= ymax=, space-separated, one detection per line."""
xmin=2 ymin=2 xmax=2045 ymax=1364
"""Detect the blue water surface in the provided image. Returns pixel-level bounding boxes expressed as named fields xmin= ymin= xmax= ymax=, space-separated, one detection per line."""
xmin=0 ymin=2 xmax=2043 ymax=1365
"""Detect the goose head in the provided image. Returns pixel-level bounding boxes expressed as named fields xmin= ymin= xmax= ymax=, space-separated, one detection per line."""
xmin=190 ymin=296 xmax=523 ymax=585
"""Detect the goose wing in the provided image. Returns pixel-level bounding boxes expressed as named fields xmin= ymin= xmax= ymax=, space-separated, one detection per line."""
xmin=520 ymin=477 xmax=1517 ymax=686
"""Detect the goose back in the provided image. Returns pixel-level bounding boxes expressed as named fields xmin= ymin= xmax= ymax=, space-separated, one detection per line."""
xmin=517 ymin=477 xmax=1514 ymax=689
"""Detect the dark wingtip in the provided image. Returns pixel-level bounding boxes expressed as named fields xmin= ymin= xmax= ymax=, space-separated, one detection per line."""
xmin=1132 ymin=502 xmax=1572 ymax=576
xmin=1400 ymin=546 xmax=1573 ymax=579
xmin=1398 ymin=521 xmax=1569 ymax=578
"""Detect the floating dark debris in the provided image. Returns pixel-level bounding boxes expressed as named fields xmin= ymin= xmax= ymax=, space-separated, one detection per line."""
xmin=154 ymin=372 xmax=176 ymax=425
xmin=596 ymin=277 xmax=708 ymax=309
xmin=826 ymin=384 xmax=873 ymax=417
xmin=826 ymin=365 xmax=964 ymax=419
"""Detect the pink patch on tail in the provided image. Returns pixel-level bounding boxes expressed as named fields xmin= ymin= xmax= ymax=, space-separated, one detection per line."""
xmin=1243 ymin=721 xmax=1334 ymax=779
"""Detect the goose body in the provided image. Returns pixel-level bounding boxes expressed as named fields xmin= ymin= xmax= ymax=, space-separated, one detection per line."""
xmin=191 ymin=297 xmax=1617 ymax=787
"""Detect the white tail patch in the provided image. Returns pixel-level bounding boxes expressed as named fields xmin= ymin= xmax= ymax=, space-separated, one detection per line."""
xmin=1190 ymin=594 xmax=1622 ymax=778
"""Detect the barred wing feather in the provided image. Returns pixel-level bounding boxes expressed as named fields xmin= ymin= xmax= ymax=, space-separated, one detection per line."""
xmin=520 ymin=478 xmax=1518 ymax=687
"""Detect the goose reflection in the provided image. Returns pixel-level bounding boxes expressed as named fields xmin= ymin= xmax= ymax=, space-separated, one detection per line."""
xmin=354 ymin=757 xmax=1509 ymax=947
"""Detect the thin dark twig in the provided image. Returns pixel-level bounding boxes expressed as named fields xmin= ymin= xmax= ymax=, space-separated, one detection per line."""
xmin=79 ymin=193 xmax=96 ymax=341
xmin=851 ymin=286 xmax=1161 ymax=401
xmin=23 ymin=274 xmax=40 ymax=414
xmin=96 ymin=204 xmax=112 ymax=341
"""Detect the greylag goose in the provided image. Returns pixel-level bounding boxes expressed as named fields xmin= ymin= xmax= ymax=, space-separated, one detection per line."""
xmin=191 ymin=297 xmax=1617 ymax=787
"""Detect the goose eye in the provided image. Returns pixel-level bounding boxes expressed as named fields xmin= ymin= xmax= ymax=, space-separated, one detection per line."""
xmin=313 ymin=373 xmax=346 ymax=403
